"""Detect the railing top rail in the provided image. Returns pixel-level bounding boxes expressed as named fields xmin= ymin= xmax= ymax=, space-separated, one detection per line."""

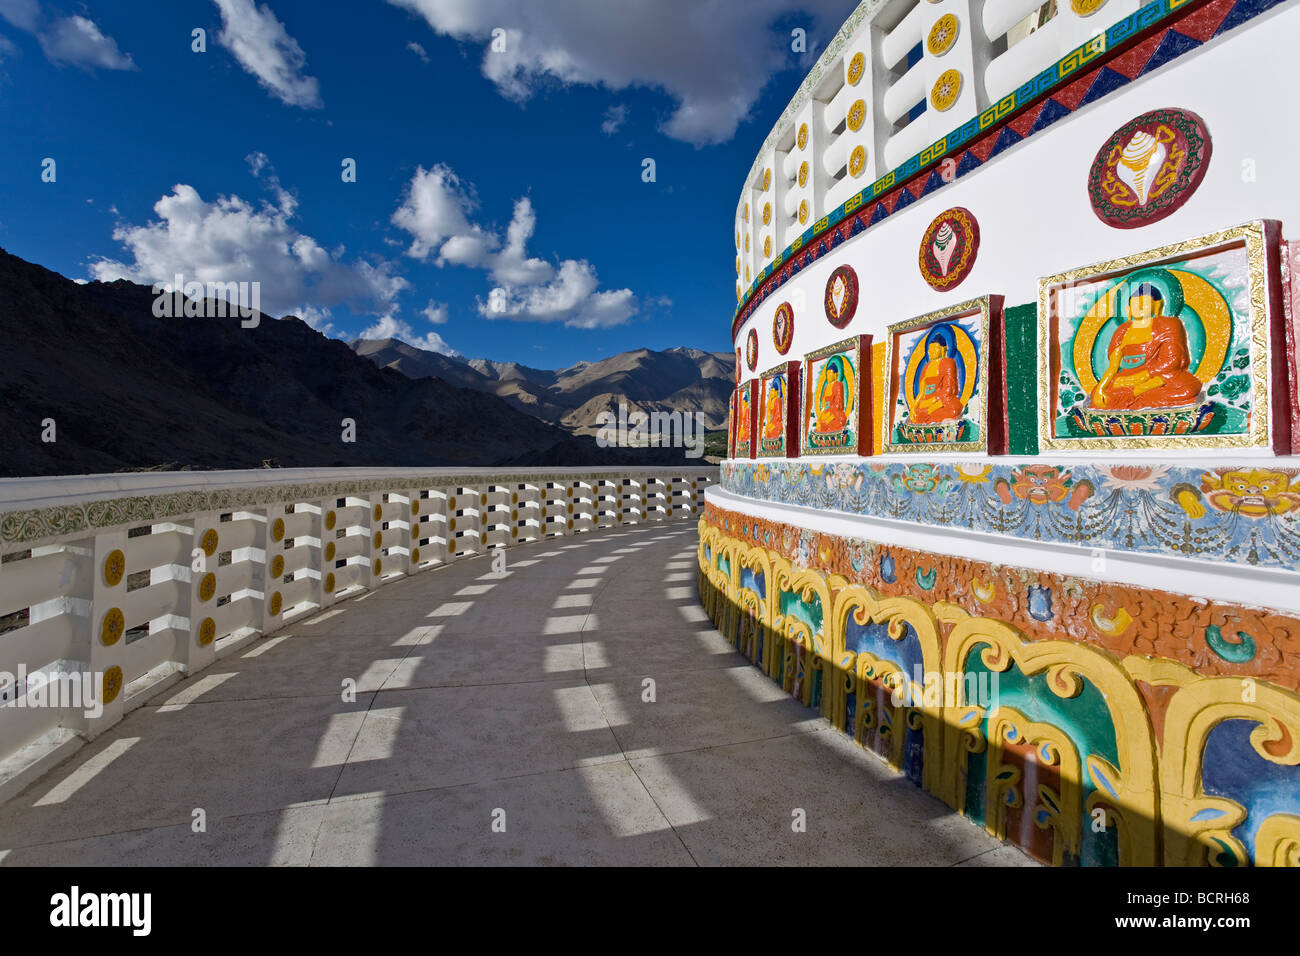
xmin=0 ymin=465 xmax=718 ymax=550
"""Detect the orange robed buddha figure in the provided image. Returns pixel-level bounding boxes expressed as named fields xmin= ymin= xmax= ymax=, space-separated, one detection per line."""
xmin=817 ymin=365 xmax=848 ymax=432
xmin=911 ymin=339 xmax=965 ymax=424
xmin=736 ymin=399 xmax=751 ymax=443
xmin=1089 ymin=283 xmax=1202 ymax=410
xmin=763 ymin=383 xmax=784 ymax=439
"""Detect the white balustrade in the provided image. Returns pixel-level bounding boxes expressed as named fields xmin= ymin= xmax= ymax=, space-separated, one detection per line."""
xmin=0 ymin=466 xmax=714 ymax=800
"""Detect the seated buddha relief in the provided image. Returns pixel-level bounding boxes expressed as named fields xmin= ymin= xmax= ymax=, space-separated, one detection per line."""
xmin=1089 ymin=282 xmax=1203 ymax=410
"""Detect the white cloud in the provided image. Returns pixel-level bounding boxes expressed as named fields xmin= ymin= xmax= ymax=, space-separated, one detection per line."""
xmin=406 ymin=40 xmax=429 ymax=63
xmin=213 ymin=0 xmax=321 ymax=108
xmin=0 ymin=4 xmax=137 ymax=71
xmin=89 ymin=177 xmax=407 ymax=322
xmin=361 ymin=314 xmax=460 ymax=356
xmin=392 ymin=165 xmax=636 ymax=328
xmin=0 ymin=0 xmax=41 ymax=32
xmin=39 ymin=14 xmax=135 ymax=70
xmin=387 ymin=0 xmax=849 ymax=146
xmin=600 ymin=104 xmax=627 ymax=135
xmin=0 ymin=32 xmax=17 ymax=60
xmin=420 ymin=300 xmax=448 ymax=324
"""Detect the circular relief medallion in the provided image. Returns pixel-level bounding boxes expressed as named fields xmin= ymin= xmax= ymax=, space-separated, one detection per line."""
xmin=919 ymin=206 xmax=980 ymax=290
xmin=735 ymin=256 xmax=741 ymax=276
xmin=762 ymin=168 xmax=772 ymax=191
xmin=762 ymin=202 xmax=771 ymax=226
xmin=798 ymin=199 xmax=809 ymax=224
xmin=849 ymin=145 xmax=867 ymax=178
xmin=773 ymin=302 xmax=794 ymax=355
xmin=824 ymin=265 xmax=859 ymax=329
xmin=744 ymin=202 xmax=749 ymax=222
xmin=102 ymin=666 xmax=124 ymax=706
xmin=745 ymin=264 xmax=751 ymax=281
xmin=1071 ymin=0 xmax=1108 ymax=15
xmin=736 ymin=283 xmax=743 ymax=302
xmin=847 ymin=99 xmax=866 ymax=132
xmin=1087 ymin=107 xmax=1212 ymax=229
xmin=198 ymin=618 xmax=216 ymax=647
xmin=763 ymin=236 xmax=772 ymax=257
xmin=927 ymin=14 xmax=959 ymax=55
xmin=931 ymin=70 xmax=962 ymax=111
xmin=798 ymin=161 xmax=809 ymax=188
xmin=103 ymin=549 xmax=125 ymax=587
xmin=797 ymin=123 xmax=809 ymax=151
xmin=746 ymin=328 xmax=759 ymax=370
xmin=847 ymin=52 xmax=865 ymax=86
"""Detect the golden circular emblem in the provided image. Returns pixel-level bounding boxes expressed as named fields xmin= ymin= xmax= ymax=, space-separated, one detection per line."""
xmin=373 ymin=531 xmax=382 ymax=548
xmin=847 ymin=99 xmax=866 ymax=132
xmin=200 ymin=528 xmax=219 ymax=556
xmin=735 ymin=256 xmax=741 ymax=275
xmin=735 ymin=230 xmax=740 ymax=250
xmin=102 ymin=666 xmax=123 ymax=705
xmin=324 ymin=572 xmax=335 ymax=593
xmin=847 ymin=52 xmax=865 ymax=86
xmin=849 ymin=145 xmax=867 ymax=178
xmin=798 ymin=200 xmax=809 ymax=224
xmin=745 ymin=264 xmax=751 ymax=282
xmin=449 ymin=517 xmax=457 ymax=532
xmin=449 ymin=496 xmax=457 ymax=509
xmin=744 ymin=235 xmax=749 ymax=253
xmin=762 ymin=168 xmax=771 ymax=191
xmin=412 ymin=547 xmax=421 ymax=563
xmin=324 ymin=541 xmax=336 ymax=561
xmin=512 ymin=527 xmax=519 ymax=538
xmin=269 ymin=591 xmax=283 ymax=616
xmin=927 ymin=14 xmax=959 ymax=56
xmin=270 ymin=554 xmax=284 ymax=578
xmin=479 ymin=532 xmax=487 ymax=545
xmin=411 ymin=499 xmax=420 ymax=515
xmin=480 ymin=493 xmax=487 ymax=506
xmin=567 ymin=519 xmax=574 ymax=529
xmin=567 ymin=503 xmax=574 ymax=514
xmin=763 ymin=236 xmax=772 ymax=257
xmin=270 ymin=517 xmax=284 ymax=542
xmin=1071 ymin=0 xmax=1108 ymax=14
xmin=198 ymin=572 xmax=216 ymax=602
xmin=103 ymin=549 xmax=126 ymax=587
xmin=762 ymin=202 xmax=771 ymax=226
xmin=325 ymin=510 xmax=337 ymax=531
xmin=797 ymin=123 xmax=808 ymax=151
xmin=931 ymin=70 xmax=963 ymax=112
xmin=373 ymin=558 xmax=382 ymax=575
xmin=798 ymin=161 xmax=809 ymax=187
xmin=101 ymin=607 xmax=125 ymax=646
xmin=198 ymin=618 xmax=216 ymax=647
xmin=511 ymin=492 xmax=518 ymax=504
xmin=744 ymin=202 xmax=749 ymax=222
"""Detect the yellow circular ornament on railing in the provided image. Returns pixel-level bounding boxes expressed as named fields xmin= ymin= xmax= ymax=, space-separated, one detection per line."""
xmin=931 ymin=70 xmax=962 ymax=111
xmin=762 ymin=202 xmax=771 ymax=226
xmin=846 ymin=52 xmax=865 ymax=86
xmin=449 ymin=496 xmax=457 ymax=509
xmin=373 ymin=504 xmax=382 ymax=521
xmin=373 ymin=558 xmax=382 ymax=575
xmin=412 ymin=547 xmax=421 ymax=563
xmin=762 ymin=168 xmax=771 ymax=191
xmin=480 ymin=493 xmax=487 ymax=506
xmin=102 ymin=666 xmax=124 ymax=705
xmin=847 ymin=99 xmax=866 ymax=132
xmin=927 ymin=14 xmax=959 ymax=56
xmin=411 ymin=499 xmax=420 ymax=515
xmin=1071 ymin=0 xmax=1108 ymax=14
xmin=449 ymin=517 xmax=457 ymax=532
xmin=201 ymin=528 xmax=219 ymax=556
xmin=324 ymin=541 xmax=336 ymax=561
xmin=797 ymin=123 xmax=808 ymax=151
xmin=198 ymin=572 xmax=216 ymax=602
xmin=373 ymin=531 xmax=382 ymax=548
xmin=198 ymin=617 xmax=216 ymax=647
xmin=271 ymin=518 xmax=285 ymax=542
xmin=103 ymin=549 xmax=126 ymax=588
xmin=270 ymin=554 xmax=285 ymax=578
xmin=269 ymin=591 xmax=283 ymax=616
xmin=324 ymin=572 xmax=335 ymax=593
xmin=849 ymin=145 xmax=867 ymax=178
xmin=798 ymin=199 xmax=808 ymax=224
xmin=101 ymin=607 xmax=125 ymax=646
xmin=744 ymin=202 xmax=749 ymax=222
xmin=763 ymin=236 xmax=772 ymax=257
xmin=325 ymin=510 xmax=337 ymax=531
xmin=798 ymin=160 xmax=808 ymax=187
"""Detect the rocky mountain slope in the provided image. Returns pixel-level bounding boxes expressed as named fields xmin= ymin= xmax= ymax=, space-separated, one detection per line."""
xmin=354 ymin=340 xmax=735 ymax=436
xmin=0 ymin=249 xmax=688 ymax=476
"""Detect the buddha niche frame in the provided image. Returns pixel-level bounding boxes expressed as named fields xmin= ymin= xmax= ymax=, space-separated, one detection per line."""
xmin=801 ymin=334 xmax=872 ymax=457
xmin=1038 ymin=221 xmax=1286 ymax=453
xmin=883 ymin=295 xmax=1003 ymax=455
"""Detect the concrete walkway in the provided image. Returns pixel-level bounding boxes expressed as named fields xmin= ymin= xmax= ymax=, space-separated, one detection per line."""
xmin=0 ymin=523 xmax=1033 ymax=866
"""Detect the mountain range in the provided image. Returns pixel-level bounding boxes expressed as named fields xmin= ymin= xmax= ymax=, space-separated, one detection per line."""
xmin=0 ymin=248 xmax=702 ymax=477
xmin=352 ymin=338 xmax=734 ymax=437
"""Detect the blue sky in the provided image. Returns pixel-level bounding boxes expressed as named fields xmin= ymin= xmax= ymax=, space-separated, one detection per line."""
xmin=0 ymin=0 xmax=858 ymax=367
